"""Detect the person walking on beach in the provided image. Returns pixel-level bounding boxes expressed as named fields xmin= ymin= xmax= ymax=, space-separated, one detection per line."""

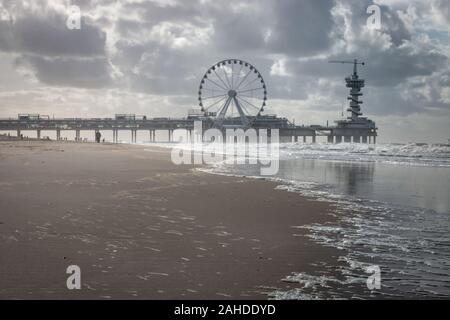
xmin=95 ymin=131 xmax=101 ymax=143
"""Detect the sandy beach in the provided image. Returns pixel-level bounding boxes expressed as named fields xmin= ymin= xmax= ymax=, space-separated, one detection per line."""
xmin=0 ymin=139 xmax=338 ymax=299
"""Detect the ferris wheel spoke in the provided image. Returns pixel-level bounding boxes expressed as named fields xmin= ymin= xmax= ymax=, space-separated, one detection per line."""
xmin=232 ymin=97 xmax=248 ymax=119
xmin=237 ymin=99 xmax=251 ymax=115
xmin=221 ymin=66 xmax=232 ymax=89
xmin=202 ymin=93 xmax=228 ymax=100
xmin=204 ymin=95 xmax=228 ymax=111
xmin=231 ymin=63 xmax=234 ymax=89
xmin=235 ymin=69 xmax=252 ymax=89
xmin=238 ymin=76 xmax=260 ymax=90
xmin=230 ymin=98 xmax=235 ymax=116
xmin=237 ymin=87 xmax=264 ymax=94
xmin=234 ymin=63 xmax=244 ymax=89
xmin=238 ymin=93 xmax=262 ymax=101
xmin=213 ymin=69 xmax=230 ymax=90
xmin=205 ymin=77 xmax=228 ymax=91
xmin=202 ymin=86 xmax=227 ymax=95
xmin=217 ymin=96 xmax=233 ymax=118
xmin=236 ymin=96 xmax=261 ymax=111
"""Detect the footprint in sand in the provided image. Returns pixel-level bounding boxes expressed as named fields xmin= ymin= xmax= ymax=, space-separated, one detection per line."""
xmin=213 ymin=230 xmax=232 ymax=237
xmin=216 ymin=292 xmax=232 ymax=297
xmin=138 ymin=272 xmax=169 ymax=280
xmin=165 ymin=230 xmax=183 ymax=236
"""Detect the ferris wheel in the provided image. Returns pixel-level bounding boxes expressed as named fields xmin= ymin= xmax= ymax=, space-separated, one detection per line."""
xmin=198 ymin=59 xmax=267 ymax=128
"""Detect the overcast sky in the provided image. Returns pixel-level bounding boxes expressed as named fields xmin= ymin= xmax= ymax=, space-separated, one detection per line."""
xmin=0 ymin=0 xmax=449 ymax=142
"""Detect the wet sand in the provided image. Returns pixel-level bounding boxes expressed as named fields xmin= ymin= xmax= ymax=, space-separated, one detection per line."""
xmin=0 ymin=140 xmax=338 ymax=299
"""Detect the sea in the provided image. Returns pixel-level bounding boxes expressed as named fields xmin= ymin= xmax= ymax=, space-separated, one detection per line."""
xmin=146 ymin=140 xmax=450 ymax=299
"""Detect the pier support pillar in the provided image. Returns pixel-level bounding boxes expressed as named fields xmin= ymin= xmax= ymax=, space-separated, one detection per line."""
xmin=56 ymin=129 xmax=61 ymax=141
xmin=17 ymin=130 xmax=21 ymax=138
xmin=373 ymin=136 xmax=376 ymax=144
xmin=37 ymin=130 xmax=41 ymax=140
xmin=312 ymin=135 xmax=316 ymax=144
xmin=168 ymin=130 xmax=173 ymax=142
xmin=75 ymin=130 xmax=80 ymax=141
xmin=327 ymin=135 xmax=334 ymax=143
xmin=303 ymin=136 xmax=306 ymax=143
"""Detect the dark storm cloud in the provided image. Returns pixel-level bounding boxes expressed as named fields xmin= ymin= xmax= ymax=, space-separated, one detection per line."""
xmin=210 ymin=11 xmax=267 ymax=53
xmin=17 ymin=16 xmax=105 ymax=57
xmin=363 ymin=46 xmax=448 ymax=87
xmin=114 ymin=40 xmax=146 ymax=70
xmin=0 ymin=8 xmax=106 ymax=57
xmin=18 ymin=55 xmax=112 ymax=88
xmin=114 ymin=39 xmax=205 ymax=95
xmin=0 ymin=1 xmax=111 ymax=88
xmin=266 ymin=0 xmax=335 ymax=56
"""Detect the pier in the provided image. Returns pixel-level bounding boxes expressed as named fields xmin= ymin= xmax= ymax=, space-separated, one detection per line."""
xmin=0 ymin=59 xmax=377 ymax=144
xmin=0 ymin=113 xmax=376 ymax=144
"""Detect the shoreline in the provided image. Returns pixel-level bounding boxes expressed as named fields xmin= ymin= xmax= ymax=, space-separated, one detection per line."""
xmin=0 ymin=139 xmax=340 ymax=299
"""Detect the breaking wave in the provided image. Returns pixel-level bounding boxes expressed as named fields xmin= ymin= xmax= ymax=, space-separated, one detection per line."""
xmin=279 ymin=142 xmax=450 ymax=167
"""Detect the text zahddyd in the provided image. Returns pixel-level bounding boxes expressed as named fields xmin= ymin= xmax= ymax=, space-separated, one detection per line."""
xmin=174 ymin=304 xmax=276 ymax=317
